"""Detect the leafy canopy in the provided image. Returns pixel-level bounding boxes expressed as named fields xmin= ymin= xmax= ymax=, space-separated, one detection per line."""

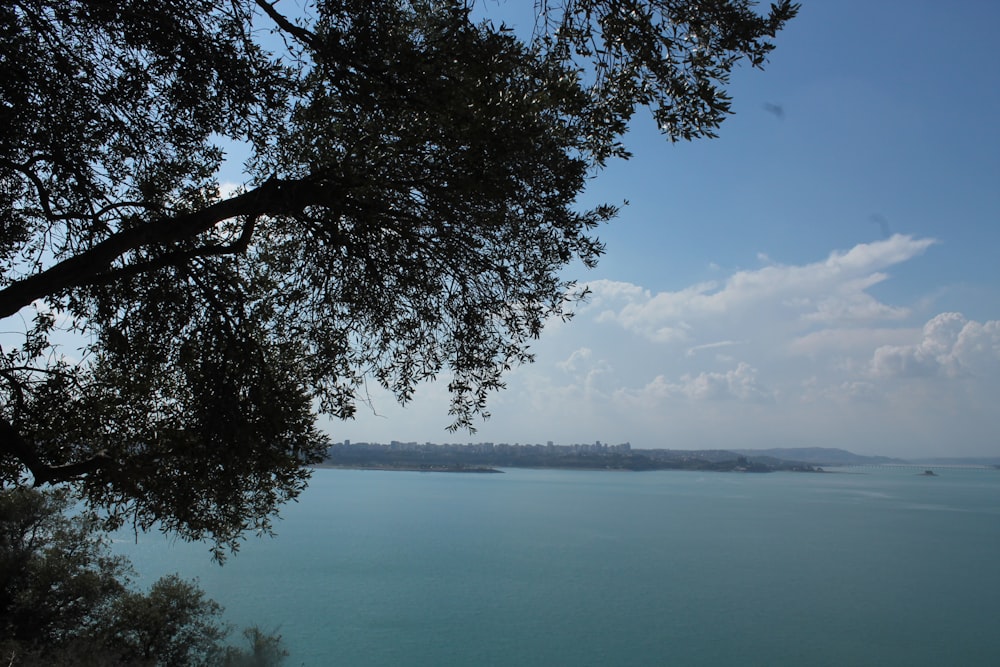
xmin=0 ymin=0 xmax=797 ymax=551
xmin=0 ymin=487 xmax=287 ymax=665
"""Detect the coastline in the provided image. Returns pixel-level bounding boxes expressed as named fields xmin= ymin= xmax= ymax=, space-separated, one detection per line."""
xmin=313 ymin=463 xmax=503 ymax=474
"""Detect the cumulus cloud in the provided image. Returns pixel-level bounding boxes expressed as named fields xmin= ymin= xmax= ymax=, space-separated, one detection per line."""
xmin=616 ymin=361 xmax=773 ymax=406
xmin=562 ymin=234 xmax=976 ymax=422
xmin=871 ymin=313 xmax=1000 ymax=379
xmin=952 ymin=319 xmax=1000 ymax=372
xmin=681 ymin=362 xmax=773 ymax=401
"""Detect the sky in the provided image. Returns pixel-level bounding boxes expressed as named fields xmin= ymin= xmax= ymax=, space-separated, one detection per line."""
xmin=266 ymin=2 xmax=1000 ymax=458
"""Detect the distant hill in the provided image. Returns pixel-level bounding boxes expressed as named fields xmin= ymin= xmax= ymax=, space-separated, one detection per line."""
xmin=732 ymin=447 xmax=905 ymax=466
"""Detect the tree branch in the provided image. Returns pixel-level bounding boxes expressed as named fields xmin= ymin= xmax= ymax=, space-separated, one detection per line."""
xmin=0 ymin=416 xmax=111 ymax=486
xmin=255 ymin=0 xmax=317 ymax=49
xmin=2 ymin=158 xmax=80 ymax=223
xmin=83 ymin=214 xmax=260 ymax=288
xmin=0 ymin=178 xmax=330 ymax=320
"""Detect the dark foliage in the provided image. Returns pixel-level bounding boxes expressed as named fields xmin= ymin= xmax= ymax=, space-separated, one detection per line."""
xmin=0 ymin=487 xmax=286 ymax=665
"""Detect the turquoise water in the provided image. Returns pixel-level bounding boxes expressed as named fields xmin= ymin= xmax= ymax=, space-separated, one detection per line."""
xmin=116 ymin=467 xmax=1000 ymax=666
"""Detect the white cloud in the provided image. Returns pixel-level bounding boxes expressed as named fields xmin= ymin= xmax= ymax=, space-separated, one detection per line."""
xmin=788 ymin=327 xmax=918 ymax=357
xmin=616 ymin=361 xmax=773 ymax=405
xmin=685 ymin=340 xmax=742 ymax=357
xmin=871 ymin=313 xmax=1000 ymax=379
xmin=553 ymin=347 xmax=614 ymax=399
xmin=953 ymin=320 xmax=1000 ymax=373
xmin=680 ymin=362 xmax=773 ymax=401
xmin=218 ymin=181 xmax=242 ymax=199
xmin=585 ymin=234 xmax=937 ymax=343
xmin=801 ymin=273 xmax=910 ymax=323
xmin=556 ymin=347 xmax=594 ymax=372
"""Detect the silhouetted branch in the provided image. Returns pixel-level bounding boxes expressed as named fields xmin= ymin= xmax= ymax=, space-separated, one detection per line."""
xmin=0 ymin=417 xmax=112 ymax=486
xmin=0 ymin=178 xmax=331 ymax=319
xmin=255 ymin=0 xmax=317 ymax=49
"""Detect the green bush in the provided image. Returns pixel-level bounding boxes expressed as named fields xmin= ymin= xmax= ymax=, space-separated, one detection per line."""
xmin=0 ymin=488 xmax=286 ymax=666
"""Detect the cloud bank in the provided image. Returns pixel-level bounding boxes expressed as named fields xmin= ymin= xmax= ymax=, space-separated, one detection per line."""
xmin=333 ymin=234 xmax=1000 ymax=458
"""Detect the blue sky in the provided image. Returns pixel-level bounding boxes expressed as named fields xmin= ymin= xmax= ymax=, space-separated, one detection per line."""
xmin=8 ymin=1 xmax=999 ymax=486
xmin=263 ymin=2 xmax=1000 ymax=458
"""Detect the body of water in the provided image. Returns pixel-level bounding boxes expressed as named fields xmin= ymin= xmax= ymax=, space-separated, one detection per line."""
xmin=115 ymin=467 xmax=1000 ymax=666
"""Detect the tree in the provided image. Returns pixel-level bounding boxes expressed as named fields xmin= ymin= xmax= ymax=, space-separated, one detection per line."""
xmin=0 ymin=487 xmax=127 ymax=659
xmin=0 ymin=0 xmax=798 ymax=551
xmin=0 ymin=487 xmax=286 ymax=665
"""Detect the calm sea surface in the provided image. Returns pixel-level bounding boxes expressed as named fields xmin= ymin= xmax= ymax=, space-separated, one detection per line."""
xmin=115 ymin=467 xmax=1000 ymax=666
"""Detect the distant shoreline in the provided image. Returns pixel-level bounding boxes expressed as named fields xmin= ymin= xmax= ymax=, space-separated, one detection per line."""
xmin=320 ymin=443 xmax=1000 ymax=472
xmin=312 ymin=462 xmax=821 ymax=475
xmin=314 ymin=463 xmax=504 ymax=474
